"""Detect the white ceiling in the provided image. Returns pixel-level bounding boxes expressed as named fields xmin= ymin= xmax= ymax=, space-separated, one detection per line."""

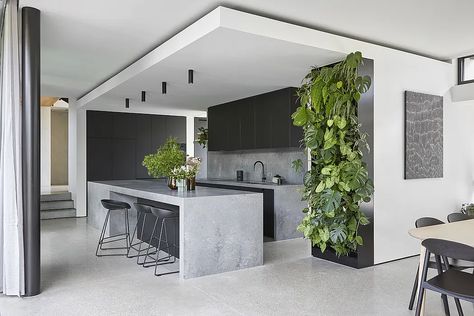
xmin=21 ymin=0 xmax=474 ymax=98
xmin=91 ymin=27 xmax=344 ymax=111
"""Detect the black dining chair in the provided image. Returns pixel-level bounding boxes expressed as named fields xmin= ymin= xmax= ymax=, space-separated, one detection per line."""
xmin=447 ymin=212 xmax=474 ymax=223
xmin=415 ymin=238 xmax=474 ymax=316
xmin=409 ymin=217 xmax=448 ymax=312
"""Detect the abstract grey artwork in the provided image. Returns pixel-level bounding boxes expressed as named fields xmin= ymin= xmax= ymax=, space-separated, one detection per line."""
xmin=405 ymin=91 xmax=443 ymax=179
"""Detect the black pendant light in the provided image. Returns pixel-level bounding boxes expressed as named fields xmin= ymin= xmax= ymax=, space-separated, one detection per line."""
xmin=162 ymin=82 xmax=167 ymax=94
xmin=141 ymin=91 xmax=146 ymax=102
xmin=188 ymin=69 xmax=194 ymax=84
xmin=125 ymin=98 xmax=130 ymax=108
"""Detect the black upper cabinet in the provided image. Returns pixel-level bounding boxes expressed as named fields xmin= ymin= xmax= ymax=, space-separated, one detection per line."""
xmin=87 ymin=111 xmax=185 ymax=181
xmin=208 ymin=105 xmax=228 ymax=151
xmin=207 ymin=87 xmax=300 ymax=151
xmin=151 ymin=116 xmax=167 ymax=150
xmin=227 ymin=101 xmax=242 ymax=150
xmin=87 ymin=111 xmax=113 ymax=138
xmin=113 ymin=112 xmax=136 ymax=139
xmin=254 ymin=94 xmax=273 ymax=149
xmin=239 ymin=98 xmax=255 ymax=149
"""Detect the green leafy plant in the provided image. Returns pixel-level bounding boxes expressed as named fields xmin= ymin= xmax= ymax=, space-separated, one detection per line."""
xmin=196 ymin=127 xmax=208 ymax=148
xmin=142 ymin=137 xmax=186 ymax=178
xmin=292 ymin=51 xmax=373 ymax=256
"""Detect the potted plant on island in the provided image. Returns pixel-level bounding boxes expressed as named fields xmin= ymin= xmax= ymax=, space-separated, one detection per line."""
xmin=142 ymin=137 xmax=186 ymax=190
xmin=292 ymin=51 xmax=374 ymax=263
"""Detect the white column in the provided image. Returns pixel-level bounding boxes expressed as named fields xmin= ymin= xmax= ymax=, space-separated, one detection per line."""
xmin=68 ymin=100 xmax=87 ymax=217
xmin=68 ymin=101 xmax=77 ymax=204
xmin=186 ymin=116 xmax=195 ymax=157
xmin=40 ymin=106 xmax=51 ymax=192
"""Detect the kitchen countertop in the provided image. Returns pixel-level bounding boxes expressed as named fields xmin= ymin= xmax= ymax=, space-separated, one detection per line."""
xmin=91 ymin=179 xmax=259 ymax=201
xmin=197 ymin=178 xmax=303 ymax=189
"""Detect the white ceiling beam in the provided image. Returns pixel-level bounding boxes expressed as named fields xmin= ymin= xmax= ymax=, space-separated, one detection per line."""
xmin=76 ymin=7 xmax=222 ymax=108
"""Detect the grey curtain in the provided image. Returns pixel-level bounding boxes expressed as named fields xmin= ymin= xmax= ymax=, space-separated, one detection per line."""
xmin=0 ymin=0 xmax=25 ymax=296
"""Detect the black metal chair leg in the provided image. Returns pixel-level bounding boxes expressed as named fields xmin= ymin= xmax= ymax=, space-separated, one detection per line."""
xmin=454 ymin=298 xmax=464 ymax=316
xmin=142 ymin=217 xmax=159 ymax=266
xmin=154 ymin=218 xmax=178 ymax=276
xmin=124 ymin=209 xmax=130 ymax=250
xmin=409 ymin=265 xmax=419 ymax=310
xmin=95 ymin=210 xmax=110 ymax=256
xmin=127 ymin=211 xmax=142 ymax=258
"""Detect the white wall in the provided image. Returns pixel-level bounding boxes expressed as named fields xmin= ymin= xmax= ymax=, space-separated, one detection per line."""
xmin=40 ymin=106 xmax=51 ymax=191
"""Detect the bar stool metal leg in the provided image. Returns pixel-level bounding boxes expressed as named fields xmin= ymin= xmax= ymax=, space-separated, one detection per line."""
xmin=96 ymin=210 xmax=111 ymax=257
xmin=154 ymin=217 xmax=178 ymax=276
xmin=96 ymin=207 xmax=130 ymax=257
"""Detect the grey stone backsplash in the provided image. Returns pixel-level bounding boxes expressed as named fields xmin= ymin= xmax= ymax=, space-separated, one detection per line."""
xmin=207 ymin=149 xmax=308 ymax=184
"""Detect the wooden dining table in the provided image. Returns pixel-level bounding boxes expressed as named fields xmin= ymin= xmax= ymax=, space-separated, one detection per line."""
xmin=408 ymin=218 xmax=474 ymax=315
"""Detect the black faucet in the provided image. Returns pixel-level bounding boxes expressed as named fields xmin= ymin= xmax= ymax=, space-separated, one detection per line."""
xmin=253 ymin=160 xmax=266 ymax=182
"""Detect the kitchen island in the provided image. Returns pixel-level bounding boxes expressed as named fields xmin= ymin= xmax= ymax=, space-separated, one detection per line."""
xmin=88 ymin=180 xmax=263 ymax=279
xmin=197 ymin=179 xmax=305 ymax=241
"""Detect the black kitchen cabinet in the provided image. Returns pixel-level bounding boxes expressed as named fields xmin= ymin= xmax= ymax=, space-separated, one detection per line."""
xmin=207 ymin=87 xmax=301 ymax=151
xmin=208 ymin=104 xmax=228 ymax=151
xmin=227 ymin=101 xmax=242 ymax=150
xmin=239 ymin=98 xmax=256 ymax=149
xmin=87 ymin=111 xmax=186 ymax=182
xmin=135 ymin=114 xmax=152 ymax=179
xmin=254 ymin=94 xmax=273 ymax=149
xmin=87 ymin=138 xmax=113 ymax=181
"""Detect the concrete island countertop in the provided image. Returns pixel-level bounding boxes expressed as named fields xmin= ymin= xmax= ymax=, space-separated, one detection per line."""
xmin=90 ymin=179 xmax=259 ymax=205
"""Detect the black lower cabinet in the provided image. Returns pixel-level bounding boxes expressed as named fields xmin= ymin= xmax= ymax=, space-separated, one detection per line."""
xmin=196 ymin=182 xmax=274 ymax=239
xmin=311 ymin=221 xmax=373 ymax=269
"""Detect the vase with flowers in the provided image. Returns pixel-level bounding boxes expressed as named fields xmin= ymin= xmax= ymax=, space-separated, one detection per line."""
xmin=185 ymin=156 xmax=201 ymax=190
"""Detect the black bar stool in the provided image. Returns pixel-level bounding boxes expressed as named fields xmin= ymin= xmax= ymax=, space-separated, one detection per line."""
xmin=142 ymin=206 xmax=179 ymax=276
xmin=96 ymin=199 xmax=131 ymax=257
xmin=127 ymin=203 xmax=157 ymax=264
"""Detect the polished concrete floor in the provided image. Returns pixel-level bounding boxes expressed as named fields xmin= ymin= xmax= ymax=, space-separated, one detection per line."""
xmin=0 ymin=218 xmax=473 ymax=315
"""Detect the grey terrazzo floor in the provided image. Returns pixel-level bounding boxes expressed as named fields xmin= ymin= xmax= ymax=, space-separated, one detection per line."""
xmin=0 ymin=218 xmax=473 ymax=316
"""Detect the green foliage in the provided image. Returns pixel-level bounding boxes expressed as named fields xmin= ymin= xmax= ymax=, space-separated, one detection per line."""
xmin=292 ymin=159 xmax=304 ymax=174
xmin=196 ymin=127 xmax=208 ymax=148
xmin=293 ymin=51 xmax=374 ymax=256
xmin=142 ymin=137 xmax=186 ymax=178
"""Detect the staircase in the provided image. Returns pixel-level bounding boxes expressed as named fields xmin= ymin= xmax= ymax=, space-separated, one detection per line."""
xmin=40 ymin=191 xmax=76 ymax=219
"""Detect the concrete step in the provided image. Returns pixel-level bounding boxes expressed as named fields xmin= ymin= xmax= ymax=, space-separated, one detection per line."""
xmin=41 ymin=192 xmax=72 ymax=202
xmin=41 ymin=208 xmax=76 ymax=220
xmin=40 ymin=200 xmax=74 ymax=211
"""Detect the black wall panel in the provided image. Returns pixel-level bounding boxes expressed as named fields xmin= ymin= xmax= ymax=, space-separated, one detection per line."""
xmin=87 ymin=111 xmax=186 ymax=182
